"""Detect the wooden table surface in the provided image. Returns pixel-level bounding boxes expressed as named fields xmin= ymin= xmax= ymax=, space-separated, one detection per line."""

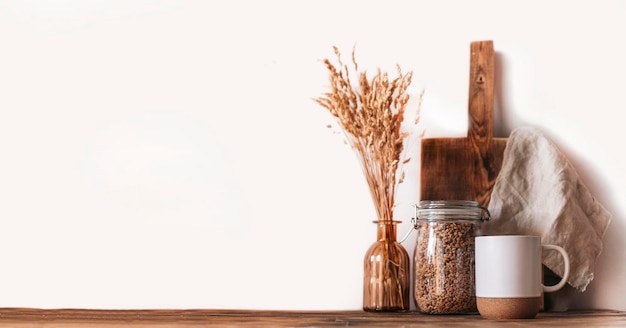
xmin=1 ymin=308 xmax=626 ymax=327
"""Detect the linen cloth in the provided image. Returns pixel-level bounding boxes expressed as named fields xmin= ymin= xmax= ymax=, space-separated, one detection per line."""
xmin=485 ymin=126 xmax=612 ymax=310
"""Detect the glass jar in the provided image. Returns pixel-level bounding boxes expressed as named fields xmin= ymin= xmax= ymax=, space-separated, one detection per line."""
xmin=413 ymin=200 xmax=489 ymax=314
xmin=363 ymin=220 xmax=410 ymax=312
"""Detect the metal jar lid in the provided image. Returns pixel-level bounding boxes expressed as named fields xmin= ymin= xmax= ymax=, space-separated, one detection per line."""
xmin=414 ymin=200 xmax=490 ymax=222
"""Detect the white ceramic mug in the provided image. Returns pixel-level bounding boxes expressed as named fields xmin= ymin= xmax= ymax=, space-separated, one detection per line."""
xmin=474 ymin=235 xmax=570 ymax=319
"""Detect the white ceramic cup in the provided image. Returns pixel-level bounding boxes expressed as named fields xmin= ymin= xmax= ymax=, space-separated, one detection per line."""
xmin=475 ymin=235 xmax=570 ymax=319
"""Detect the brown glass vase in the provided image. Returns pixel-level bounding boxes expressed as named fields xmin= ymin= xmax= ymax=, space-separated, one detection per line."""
xmin=363 ymin=220 xmax=410 ymax=312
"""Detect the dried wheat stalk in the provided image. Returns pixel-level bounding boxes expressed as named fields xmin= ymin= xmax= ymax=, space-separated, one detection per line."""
xmin=315 ymin=46 xmax=423 ymax=222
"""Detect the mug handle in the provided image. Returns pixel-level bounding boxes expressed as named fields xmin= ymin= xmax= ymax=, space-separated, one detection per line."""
xmin=542 ymin=244 xmax=571 ymax=293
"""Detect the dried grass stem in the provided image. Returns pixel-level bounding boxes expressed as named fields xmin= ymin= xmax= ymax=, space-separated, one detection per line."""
xmin=315 ymin=46 xmax=422 ymax=222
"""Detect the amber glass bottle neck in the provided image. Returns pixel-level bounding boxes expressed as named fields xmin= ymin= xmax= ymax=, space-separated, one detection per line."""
xmin=375 ymin=220 xmax=398 ymax=241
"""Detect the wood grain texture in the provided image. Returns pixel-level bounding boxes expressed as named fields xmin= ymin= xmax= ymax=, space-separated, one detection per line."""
xmin=420 ymin=40 xmax=507 ymax=207
xmin=0 ymin=309 xmax=625 ymax=327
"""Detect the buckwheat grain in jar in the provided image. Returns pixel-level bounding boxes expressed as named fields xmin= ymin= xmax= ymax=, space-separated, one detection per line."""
xmin=413 ymin=200 xmax=489 ymax=314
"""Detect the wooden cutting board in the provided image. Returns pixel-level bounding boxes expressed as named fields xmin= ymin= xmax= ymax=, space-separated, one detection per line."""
xmin=419 ymin=40 xmax=508 ymax=207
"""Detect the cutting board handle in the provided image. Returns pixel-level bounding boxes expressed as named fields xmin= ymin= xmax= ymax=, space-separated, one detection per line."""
xmin=468 ymin=40 xmax=495 ymax=148
xmin=419 ymin=40 xmax=505 ymax=206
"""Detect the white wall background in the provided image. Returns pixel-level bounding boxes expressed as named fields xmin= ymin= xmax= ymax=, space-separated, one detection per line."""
xmin=1 ymin=0 xmax=625 ymax=311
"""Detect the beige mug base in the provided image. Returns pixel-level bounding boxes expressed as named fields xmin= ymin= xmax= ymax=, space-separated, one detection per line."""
xmin=476 ymin=296 xmax=542 ymax=319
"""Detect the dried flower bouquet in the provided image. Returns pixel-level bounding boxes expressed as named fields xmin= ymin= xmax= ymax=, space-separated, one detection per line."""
xmin=314 ymin=46 xmax=422 ymax=311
